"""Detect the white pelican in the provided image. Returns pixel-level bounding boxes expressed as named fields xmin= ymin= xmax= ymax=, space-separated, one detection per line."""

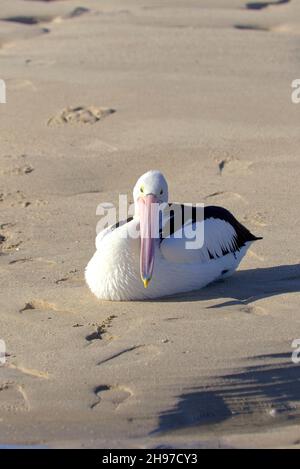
xmin=85 ymin=170 xmax=262 ymax=300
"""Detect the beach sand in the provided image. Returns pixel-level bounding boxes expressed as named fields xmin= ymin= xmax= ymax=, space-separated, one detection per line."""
xmin=0 ymin=0 xmax=300 ymax=448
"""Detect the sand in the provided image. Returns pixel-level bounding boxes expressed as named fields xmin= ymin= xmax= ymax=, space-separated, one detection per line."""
xmin=0 ymin=0 xmax=300 ymax=448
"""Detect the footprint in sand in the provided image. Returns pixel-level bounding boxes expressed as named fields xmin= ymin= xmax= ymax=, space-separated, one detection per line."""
xmin=91 ymin=384 xmax=132 ymax=411
xmin=0 ymin=191 xmax=31 ymax=208
xmin=0 ymin=224 xmax=15 ymax=253
xmin=216 ymin=156 xmax=252 ymax=176
xmin=0 ymin=234 xmax=6 ymax=250
xmin=0 ymin=154 xmax=34 ymax=177
xmin=47 ymin=106 xmax=116 ymax=126
xmin=55 ymin=268 xmax=81 ymax=285
xmin=85 ymin=315 xmax=117 ymax=343
xmin=0 ymin=191 xmax=46 ymax=209
xmin=0 ymin=382 xmax=30 ymax=413
xmin=0 ymin=165 xmax=34 ymax=177
xmin=0 ymin=229 xmax=23 ymax=253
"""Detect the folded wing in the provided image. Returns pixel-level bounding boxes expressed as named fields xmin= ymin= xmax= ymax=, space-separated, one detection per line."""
xmin=160 ymin=205 xmax=261 ymax=264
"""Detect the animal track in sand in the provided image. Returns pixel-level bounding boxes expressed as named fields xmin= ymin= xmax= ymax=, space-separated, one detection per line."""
xmin=0 ymin=230 xmax=23 ymax=253
xmin=86 ymin=315 xmax=117 ymax=343
xmin=0 ymin=235 xmax=7 ymax=256
xmin=0 ymin=165 xmax=34 ymax=176
xmin=0 ymin=154 xmax=34 ymax=177
xmin=0 ymin=190 xmax=31 ymax=208
xmin=0 ymin=382 xmax=30 ymax=412
xmin=0 ymin=223 xmax=16 ymax=253
xmin=91 ymin=384 xmax=133 ymax=411
xmin=47 ymin=106 xmax=116 ymax=126
xmin=216 ymin=156 xmax=252 ymax=176
xmin=55 ymin=269 xmax=80 ymax=285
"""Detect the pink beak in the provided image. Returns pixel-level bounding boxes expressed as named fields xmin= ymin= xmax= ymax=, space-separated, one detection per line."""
xmin=138 ymin=194 xmax=159 ymax=288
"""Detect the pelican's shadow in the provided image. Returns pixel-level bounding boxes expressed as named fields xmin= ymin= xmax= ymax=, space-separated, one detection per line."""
xmin=152 ymin=356 xmax=300 ymax=435
xmin=156 ymin=263 xmax=300 ymax=307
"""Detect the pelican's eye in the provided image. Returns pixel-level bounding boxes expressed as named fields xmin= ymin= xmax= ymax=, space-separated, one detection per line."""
xmin=140 ymin=186 xmax=144 ymax=193
xmin=160 ymin=189 xmax=163 ymax=195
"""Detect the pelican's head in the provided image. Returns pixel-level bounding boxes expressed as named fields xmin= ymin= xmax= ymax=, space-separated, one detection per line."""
xmin=133 ymin=170 xmax=168 ymax=289
xmin=133 ymin=170 xmax=168 ymax=206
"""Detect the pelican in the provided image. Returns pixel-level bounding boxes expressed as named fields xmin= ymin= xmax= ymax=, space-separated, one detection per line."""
xmin=85 ymin=170 xmax=262 ymax=300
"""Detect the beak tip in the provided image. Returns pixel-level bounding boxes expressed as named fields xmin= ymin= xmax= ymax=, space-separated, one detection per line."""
xmin=143 ymin=278 xmax=150 ymax=288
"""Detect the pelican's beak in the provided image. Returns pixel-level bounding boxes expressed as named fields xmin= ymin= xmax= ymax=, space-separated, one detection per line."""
xmin=138 ymin=194 xmax=159 ymax=288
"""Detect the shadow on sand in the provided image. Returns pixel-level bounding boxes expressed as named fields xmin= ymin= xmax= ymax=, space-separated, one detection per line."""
xmin=153 ymin=356 xmax=300 ymax=434
xmin=156 ymin=263 xmax=300 ymax=307
xmin=152 ymin=263 xmax=300 ymax=436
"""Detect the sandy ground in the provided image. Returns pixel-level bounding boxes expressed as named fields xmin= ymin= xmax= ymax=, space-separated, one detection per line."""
xmin=0 ymin=0 xmax=300 ymax=449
